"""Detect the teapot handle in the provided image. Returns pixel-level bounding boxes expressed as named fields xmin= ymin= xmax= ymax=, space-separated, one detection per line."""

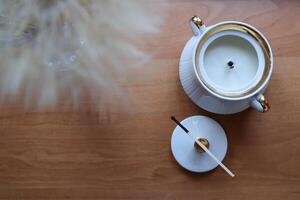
xmin=190 ymin=16 xmax=206 ymax=36
xmin=250 ymin=94 xmax=270 ymax=113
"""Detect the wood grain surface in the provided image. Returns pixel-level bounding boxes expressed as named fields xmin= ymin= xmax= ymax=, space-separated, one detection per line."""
xmin=0 ymin=0 xmax=300 ymax=199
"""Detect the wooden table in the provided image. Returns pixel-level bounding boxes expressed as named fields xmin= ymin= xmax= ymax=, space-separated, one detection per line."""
xmin=0 ymin=0 xmax=300 ymax=199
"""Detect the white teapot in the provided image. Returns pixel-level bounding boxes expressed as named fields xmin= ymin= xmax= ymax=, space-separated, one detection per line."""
xmin=179 ymin=16 xmax=273 ymax=114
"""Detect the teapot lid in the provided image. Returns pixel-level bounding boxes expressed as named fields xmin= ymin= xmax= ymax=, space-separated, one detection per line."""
xmin=171 ymin=115 xmax=228 ymax=172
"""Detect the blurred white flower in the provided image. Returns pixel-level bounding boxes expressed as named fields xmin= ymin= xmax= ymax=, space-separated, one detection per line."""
xmin=0 ymin=0 xmax=161 ymax=109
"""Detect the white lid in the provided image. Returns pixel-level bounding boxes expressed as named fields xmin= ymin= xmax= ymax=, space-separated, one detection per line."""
xmin=171 ymin=115 xmax=228 ymax=173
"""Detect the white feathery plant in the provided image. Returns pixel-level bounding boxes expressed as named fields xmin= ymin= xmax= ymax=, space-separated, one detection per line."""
xmin=0 ymin=0 xmax=161 ymax=109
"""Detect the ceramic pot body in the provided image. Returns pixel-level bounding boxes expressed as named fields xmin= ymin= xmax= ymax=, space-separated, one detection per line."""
xmin=179 ymin=16 xmax=273 ymax=114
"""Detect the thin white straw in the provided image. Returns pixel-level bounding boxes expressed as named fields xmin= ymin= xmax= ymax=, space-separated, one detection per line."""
xmin=189 ymin=132 xmax=235 ymax=177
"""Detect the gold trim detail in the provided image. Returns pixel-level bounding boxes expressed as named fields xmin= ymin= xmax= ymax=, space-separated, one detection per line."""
xmin=258 ymin=95 xmax=270 ymax=112
xmin=195 ymin=23 xmax=271 ymax=98
xmin=191 ymin=16 xmax=204 ymax=28
xmin=194 ymin=138 xmax=209 ymax=153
